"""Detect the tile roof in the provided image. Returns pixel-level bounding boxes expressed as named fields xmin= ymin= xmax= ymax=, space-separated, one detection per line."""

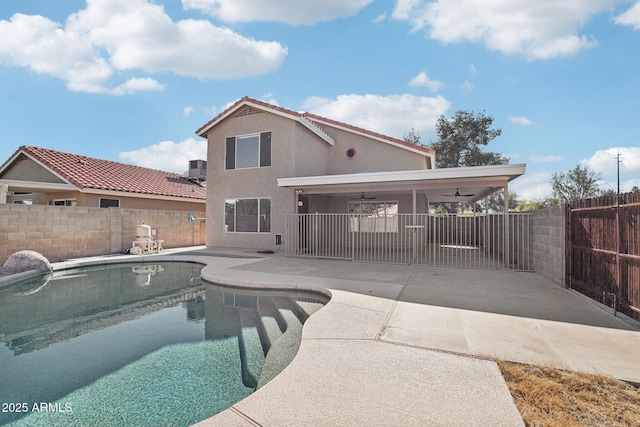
xmin=196 ymin=96 xmax=435 ymax=156
xmin=3 ymin=146 xmax=206 ymax=200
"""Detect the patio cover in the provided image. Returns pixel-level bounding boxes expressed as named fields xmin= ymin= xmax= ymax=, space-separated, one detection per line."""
xmin=278 ymin=164 xmax=526 ymax=207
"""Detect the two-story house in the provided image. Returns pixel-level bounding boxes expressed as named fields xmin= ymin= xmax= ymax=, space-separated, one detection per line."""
xmin=197 ymin=97 xmax=527 ymax=268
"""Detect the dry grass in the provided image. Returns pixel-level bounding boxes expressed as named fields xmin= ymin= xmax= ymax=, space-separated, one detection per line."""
xmin=497 ymin=360 xmax=640 ymax=427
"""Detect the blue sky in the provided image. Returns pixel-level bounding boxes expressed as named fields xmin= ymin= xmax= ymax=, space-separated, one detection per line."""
xmin=1 ymin=0 xmax=640 ymax=200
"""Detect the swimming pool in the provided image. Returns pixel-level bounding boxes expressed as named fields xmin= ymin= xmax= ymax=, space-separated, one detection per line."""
xmin=0 ymin=262 xmax=328 ymax=426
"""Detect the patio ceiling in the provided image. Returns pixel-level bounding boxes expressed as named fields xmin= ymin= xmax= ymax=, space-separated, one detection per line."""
xmin=278 ymin=164 xmax=526 ymax=203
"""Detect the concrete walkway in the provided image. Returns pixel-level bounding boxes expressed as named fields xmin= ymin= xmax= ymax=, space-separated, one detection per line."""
xmin=42 ymin=248 xmax=640 ymax=426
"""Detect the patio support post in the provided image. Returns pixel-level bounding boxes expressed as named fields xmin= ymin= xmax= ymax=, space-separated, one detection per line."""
xmin=504 ymin=181 xmax=509 ymax=267
xmin=412 ymin=189 xmax=417 ymax=262
xmin=484 ymin=195 xmax=489 ymax=256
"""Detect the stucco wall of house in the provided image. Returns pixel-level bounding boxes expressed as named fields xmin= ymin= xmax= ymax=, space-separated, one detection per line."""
xmin=82 ymin=193 xmax=205 ymax=211
xmin=206 ymin=110 xmax=300 ymax=251
xmin=314 ymin=123 xmax=429 ymax=174
xmin=0 ymin=204 xmax=206 ymax=263
xmin=7 ymin=190 xmax=203 ymax=211
xmin=0 ymin=156 xmax=66 ymax=183
xmin=293 ymin=122 xmax=330 ymax=177
xmin=204 ymin=109 xmax=438 ymax=251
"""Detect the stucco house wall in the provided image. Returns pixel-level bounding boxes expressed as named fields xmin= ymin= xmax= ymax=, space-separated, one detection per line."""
xmin=206 ymin=110 xmax=303 ymax=250
xmin=293 ymin=122 xmax=330 ymax=177
xmin=200 ymin=98 xmax=435 ymax=252
xmin=1 ymin=156 xmax=65 ymax=183
xmin=315 ymin=123 xmax=429 ymax=174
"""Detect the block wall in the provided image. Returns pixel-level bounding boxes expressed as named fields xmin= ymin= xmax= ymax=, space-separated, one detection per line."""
xmin=530 ymin=205 xmax=566 ymax=287
xmin=0 ymin=204 xmax=206 ymax=263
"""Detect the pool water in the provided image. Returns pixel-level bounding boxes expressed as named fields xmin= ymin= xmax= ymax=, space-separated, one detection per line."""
xmin=0 ymin=262 xmax=327 ymax=426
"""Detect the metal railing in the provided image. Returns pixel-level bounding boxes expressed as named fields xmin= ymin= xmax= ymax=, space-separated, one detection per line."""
xmin=285 ymin=213 xmax=532 ymax=271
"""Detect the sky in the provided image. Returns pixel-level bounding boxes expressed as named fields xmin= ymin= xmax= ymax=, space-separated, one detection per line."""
xmin=1 ymin=0 xmax=640 ymax=201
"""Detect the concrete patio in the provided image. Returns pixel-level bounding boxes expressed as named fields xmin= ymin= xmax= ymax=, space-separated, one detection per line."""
xmin=40 ymin=247 xmax=640 ymax=426
xmin=162 ymin=248 xmax=638 ymax=427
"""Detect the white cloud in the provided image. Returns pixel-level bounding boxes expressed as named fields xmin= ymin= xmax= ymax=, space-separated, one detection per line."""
xmin=0 ymin=0 xmax=287 ymax=94
xmin=119 ymin=138 xmax=207 ymax=173
xmin=0 ymin=13 xmax=113 ymax=93
xmin=184 ymin=106 xmax=194 ymax=117
xmin=461 ymin=81 xmax=474 ymax=91
xmin=392 ymin=0 xmax=615 ymax=60
xmin=510 ymin=170 xmax=554 ymax=201
xmin=615 ymin=2 xmax=640 ymax=29
xmin=302 ymin=93 xmax=451 ymax=140
xmin=409 ymin=71 xmax=445 ymax=91
xmin=529 ymin=155 xmax=564 ymax=163
xmin=373 ymin=13 xmax=387 ymax=24
xmin=469 ymin=64 xmax=477 ymax=74
xmin=508 ymin=116 xmax=536 ymax=126
xmin=581 ymin=147 xmax=640 ymax=179
xmin=110 ymin=77 xmax=165 ymax=96
xmin=182 ymin=0 xmax=373 ymax=25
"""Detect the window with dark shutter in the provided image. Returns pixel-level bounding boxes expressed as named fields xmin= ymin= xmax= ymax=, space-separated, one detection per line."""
xmin=225 ymin=131 xmax=272 ymax=169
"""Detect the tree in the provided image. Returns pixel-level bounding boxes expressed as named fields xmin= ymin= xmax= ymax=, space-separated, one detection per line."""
xmin=480 ymin=191 xmax=519 ymax=213
xmin=551 ymin=164 xmax=602 ymax=202
xmin=429 ymin=110 xmax=508 ymax=168
xmin=403 ymin=127 xmax=423 ymax=147
xmin=515 ymin=197 xmax=559 ymax=212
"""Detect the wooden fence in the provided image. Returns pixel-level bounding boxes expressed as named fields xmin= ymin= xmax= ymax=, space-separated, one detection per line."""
xmin=567 ymin=192 xmax=640 ymax=321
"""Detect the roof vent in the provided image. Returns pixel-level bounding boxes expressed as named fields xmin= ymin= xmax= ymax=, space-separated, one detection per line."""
xmin=189 ymin=159 xmax=206 ymax=180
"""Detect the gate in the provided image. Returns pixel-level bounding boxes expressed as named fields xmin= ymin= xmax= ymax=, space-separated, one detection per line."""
xmin=285 ymin=213 xmax=531 ymax=271
xmin=567 ymin=193 xmax=640 ymax=321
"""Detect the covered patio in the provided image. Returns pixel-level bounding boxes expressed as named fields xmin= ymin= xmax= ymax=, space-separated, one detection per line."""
xmin=278 ymin=164 xmax=531 ymax=270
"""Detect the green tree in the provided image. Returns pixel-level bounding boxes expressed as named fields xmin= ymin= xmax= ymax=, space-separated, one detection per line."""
xmin=403 ymin=127 xmax=424 ymax=147
xmin=551 ymin=164 xmax=602 ymax=202
xmin=480 ymin=191 xmax=519 ymax=213
xmin=429 ymin=110 xmax=508 ymax=168
xmin=515 ymin=197 xmax=559 ymax=212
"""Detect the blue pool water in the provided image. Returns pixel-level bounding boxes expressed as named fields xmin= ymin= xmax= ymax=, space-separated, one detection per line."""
xmin=0 ymin=262 xmax=327 ymax=426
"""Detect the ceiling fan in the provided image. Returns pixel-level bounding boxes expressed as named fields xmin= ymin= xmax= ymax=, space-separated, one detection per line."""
xmin=350 ymin=192 xmax=377 ymax=200
xmin=442 ymin=188 xmax=475 ymax=198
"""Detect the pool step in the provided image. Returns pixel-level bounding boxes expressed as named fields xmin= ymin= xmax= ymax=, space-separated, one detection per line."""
xmin=232 ymin=294 xmax=327 ymax=390
xmin=256 ymin=305 xmax=304 ymax=389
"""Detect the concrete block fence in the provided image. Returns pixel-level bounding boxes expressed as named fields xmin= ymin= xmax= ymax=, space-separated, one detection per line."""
xmin=530 ymin=205 xmax=566 ymax=287
xmin=1 ymin=203 xmax=567 ymax=287
xmin=0 ymin=204 xmax=206 ymax=263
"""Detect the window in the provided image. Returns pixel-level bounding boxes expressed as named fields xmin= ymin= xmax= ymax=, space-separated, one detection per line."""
xmin=99 ymin=198 xmax=120 ymax=208
xmin=225 ymin=198 xmax=271 ymax=233
xmin=50 ymin=199 xmax=76 ymax=206
xmin=225 ymin=132 xmax=271 ymax=169
xmin=349 ymin=201 xmax=398 ymax=233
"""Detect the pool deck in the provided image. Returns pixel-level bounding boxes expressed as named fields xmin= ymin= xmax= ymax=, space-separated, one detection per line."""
xmin=40 ymin=247 xmax=640 ymax=426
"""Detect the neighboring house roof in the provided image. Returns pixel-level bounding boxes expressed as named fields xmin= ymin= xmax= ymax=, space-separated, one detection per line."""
xmin=0 ymin=146 xmax=206 ymax=201
xmin=195 ymin=96 xmax=436 ymax=159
